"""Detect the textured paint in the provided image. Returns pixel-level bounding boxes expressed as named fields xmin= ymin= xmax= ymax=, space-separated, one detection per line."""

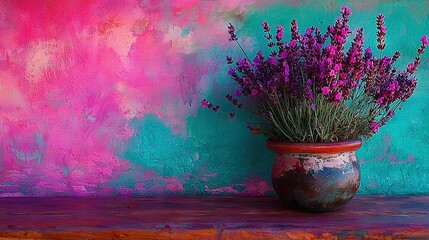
xmin=272 ymin=152 xmax=357 ymax=175
xmin=0 ymin=0 xmax=428 ymax=196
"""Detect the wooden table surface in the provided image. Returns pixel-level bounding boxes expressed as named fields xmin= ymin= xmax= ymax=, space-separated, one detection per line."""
xmin=0 ymin=195 xmax=429 ymax=239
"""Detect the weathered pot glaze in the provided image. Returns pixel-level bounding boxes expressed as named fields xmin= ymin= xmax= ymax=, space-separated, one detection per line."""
xmin=267 ymin=139 xmax=362 ymax=212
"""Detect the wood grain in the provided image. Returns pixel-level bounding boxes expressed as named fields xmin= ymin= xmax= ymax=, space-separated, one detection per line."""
xmin=1 ymin=196 xmax=429 ymax=239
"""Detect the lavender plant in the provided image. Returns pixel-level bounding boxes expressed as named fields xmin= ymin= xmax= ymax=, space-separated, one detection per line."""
xmin=203 ymin=6 xmax=428 ymax=142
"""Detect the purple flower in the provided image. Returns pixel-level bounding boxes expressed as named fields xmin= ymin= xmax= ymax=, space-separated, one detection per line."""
xmin=253 ymin=56 xmax=261 ymax=65
xmin=365 ymin=47 xmax=372 ymax=56
xmin=237 ymin=58 xmax=251 ymax=68
xmin=311 ymin=103 xmax=316 ymax=110
xmin=341 ymin=5 xmax=352 ymax=16
xmin=268 ymin=57 xmax=278 ymax=65
xmin=328 ymin=26 xmax=335 ymax=34
xmin=387 ymin=81 xmax=398 ymax=91
xmin=252 ymin=89 xmax=258 ymax=96
xmin=212 ymin=105 xmax=220 ymax=112
xmin=290 ymin=19 xmax=299 ymax=41
xmin=370 ymin=122 xmax=380 ymax=133
xmin=335 ymin=36 xmax=345 ymax=44
xmin=376 ymin=97 xmax=384 ymax=105
xmin=235 ymin=89 xmax=242 ymax=97
xmin=334 ymin=92 xmax=342 ymax=101
xmin=422 ymin=35 xmax=429 ymax=46
xmin=201 ymin=99 xmax=209 ymax=108
xmin=284 ymin=64 xmax=290 ymax=82
xmin=228 ymin=23 xmax=238 ymax=42
xmin=262 ymin=22 xmax=270 ymax=32
xmin=326 ymin=45 xmax=336 ymax=56
xmin=392 ymin=51 xmax=401 ymax=63
xmin=334 ymin=64 xmax=342 ymax=71
xmin=226 ymin=55 xmax=233 ymax=64
xmin=229 ymin=111 xmax=236 ymax=119
xmin=276 ymin=25 xmax=284 ymax=41
xmin=376 ymin=15 xmax=386 ymax=50
xmin=322 ymin=86 xmax=330 ymax=95
xmin=305 ymin=84 xmax=314 ymax=100
xmin=228 ymin=68 xmax=235 ymax=75
xmin=407 ymin=62 xmax=416 ymax=74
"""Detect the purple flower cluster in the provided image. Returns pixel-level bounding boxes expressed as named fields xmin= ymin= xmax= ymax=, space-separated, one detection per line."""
xmin=203 ymin=5 xmax=428 ymax=138
xmin=225 ymin=94 xmax=243 ymax=109
xmin=201 ymin=94 xmax=241 ymax=119
xmin=376 ymin=14 xmax=386 ymax=50
xmin=228 ymin=23 xmax=237 ymax=42
xmin=201 ymin=99 xmax=219 ymax=112
xmin=364 ymin=35 xmax=427 ymax=115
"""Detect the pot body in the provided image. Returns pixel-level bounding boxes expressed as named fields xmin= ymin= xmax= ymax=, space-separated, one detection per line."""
xmin=267 ymin=139 xmax=362 ymax=212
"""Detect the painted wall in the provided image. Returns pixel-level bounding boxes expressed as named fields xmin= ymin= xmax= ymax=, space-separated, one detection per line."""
xmin=0 ymin=0 xmax=428 ymax=196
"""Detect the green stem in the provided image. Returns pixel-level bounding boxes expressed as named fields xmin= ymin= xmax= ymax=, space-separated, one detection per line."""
xmin=235 ymin=41 xmax=251 ymax=63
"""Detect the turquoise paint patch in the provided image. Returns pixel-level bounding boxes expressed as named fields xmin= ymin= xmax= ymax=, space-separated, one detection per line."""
xmin=113 ymin=114 xmax=273 ymax=195
xmin=185 ymin=109 xmax=273 ymax=193
xmin=181 ymin=27 xmax=192 ymax=37
xmin=35 ymin=133 xmax=45 ymax=151
xmin=8 ymin=133 xmax=45 ymax=164
xmin=9 ymin=147 xmax=41 ymax=163
xmin=120 ymin=115 xmax=196 ymax=177
xmin=113 ymin=115 xmax=202 ymax=194
xmin=63 ymin=167 xmax=69 ymax=177
xmin=358 ymin=93 xmax=429 ymax=194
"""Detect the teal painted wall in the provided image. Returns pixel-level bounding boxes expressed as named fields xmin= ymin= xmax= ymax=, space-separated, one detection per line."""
xmin=0 ymin=0 xmax=428 ymax=196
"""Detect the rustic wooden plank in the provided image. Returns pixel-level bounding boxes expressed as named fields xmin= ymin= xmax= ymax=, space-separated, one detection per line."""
xmin=0 ymin=196 xmax=429 ymax=239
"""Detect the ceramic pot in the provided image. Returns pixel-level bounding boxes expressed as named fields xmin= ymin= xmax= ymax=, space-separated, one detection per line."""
xmin=267 ymin=139 xmax=362 ymax=212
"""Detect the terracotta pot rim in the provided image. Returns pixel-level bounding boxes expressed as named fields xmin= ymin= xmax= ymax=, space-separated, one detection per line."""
xmin=267 ymin=138 xmax=362 ymax=154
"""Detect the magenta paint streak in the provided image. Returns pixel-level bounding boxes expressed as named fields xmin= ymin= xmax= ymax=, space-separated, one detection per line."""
xmin=371 ymin=135 xmax=415 ymax=166
xmin=205 ymin=178 xmax=272 ymax=195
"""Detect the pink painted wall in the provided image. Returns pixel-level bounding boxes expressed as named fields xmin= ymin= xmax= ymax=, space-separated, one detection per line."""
xmin=0 ymin=0 xmax=274 ymax=196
